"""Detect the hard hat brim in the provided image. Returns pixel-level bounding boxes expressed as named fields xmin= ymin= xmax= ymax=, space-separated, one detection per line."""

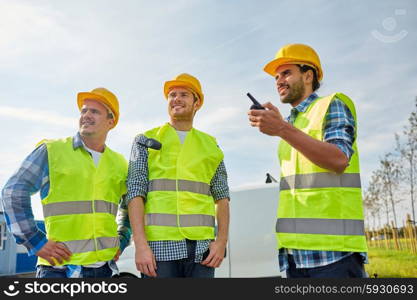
xmin=263 ymin=58 xmax=323 ymax=81
xmin=164 ymin=80 xmax=204 ymax=105
xmin=77 ymin=92 xmax=119 ymax=127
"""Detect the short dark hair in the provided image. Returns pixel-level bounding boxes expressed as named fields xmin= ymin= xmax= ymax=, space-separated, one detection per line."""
xmin=298 ymin=65 xmax=320 ymax=92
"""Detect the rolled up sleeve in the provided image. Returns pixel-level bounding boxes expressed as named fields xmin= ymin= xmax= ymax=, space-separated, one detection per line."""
xmin=125 ymin=135 xmax=149 ymax=205
xmin=210 ymin=160 xmax=230 ymax=201
xmin=1 ymin=144 xmax=49 ymax=255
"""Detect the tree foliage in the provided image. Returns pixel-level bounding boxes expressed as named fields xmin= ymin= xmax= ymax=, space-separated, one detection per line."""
xmin=365 ymin=97 xmax=417 ymax=228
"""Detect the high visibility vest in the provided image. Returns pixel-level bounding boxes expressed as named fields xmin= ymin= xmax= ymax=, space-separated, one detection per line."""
xmin=38 ymin=137 xmax=127 ymax=266
xmin=144 ymin=123 xmax=223 ymax=241
xmin=277 ymin=93 xmax=368 ymax=252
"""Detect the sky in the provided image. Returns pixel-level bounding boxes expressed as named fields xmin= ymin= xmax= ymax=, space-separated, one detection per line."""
xmin=0 ymin=0 xmax=416 ymax=222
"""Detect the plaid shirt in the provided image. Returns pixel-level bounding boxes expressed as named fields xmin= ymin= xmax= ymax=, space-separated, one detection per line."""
xmin=1 ymin=133 xmax=131 ymax=276
xmin=125 ymin=130 xmax=229 ymax=263
xmin=278 ymin=93 xmax=367 ymax=271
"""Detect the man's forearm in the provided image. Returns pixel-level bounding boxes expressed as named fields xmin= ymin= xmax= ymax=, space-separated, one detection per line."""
xmin=279 ymin=122 xmax=349 ymax=173
xmin=127 ymin=196 xmax=148 ymax=247
xmin=215 ymin=198 xmax=230 ymax=244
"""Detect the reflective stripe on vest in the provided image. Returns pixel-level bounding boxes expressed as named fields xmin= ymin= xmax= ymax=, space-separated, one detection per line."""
xmin=280 ymin=173 xmax=361 ymax=191
xmin=276 ymin=218 xmax=365 ymax=236
xmin=144 ymin=124 xmax=223 ymax=241
xmin=42 ymin=200 xmax=118 ymax=218
xmin=38 ymin=136 xmax=127 ymax=266
xmin=146 ymin=213 xmax=215 ymax=227
xmin=276 ymin=94 xmax=367 ymax=252
xmin=148 ymin=179 xmax=211 ymax=196
xmin=62 ymin=237 xmax=119 ymax=254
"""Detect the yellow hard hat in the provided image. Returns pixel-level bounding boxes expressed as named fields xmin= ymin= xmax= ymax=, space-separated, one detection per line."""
xmin=164 ymin=73 xmax=204 ymax=106
xmin=263 ymin=43 xmax=323 ymax=81
xmin=77 ymin=87 xmax=120 ymax=128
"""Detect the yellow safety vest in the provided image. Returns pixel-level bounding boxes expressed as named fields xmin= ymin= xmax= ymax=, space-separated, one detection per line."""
xmin=144 ymin=123 xmax=223 ymax=241
xmin=277 ymin=93 xmax=368 ymax=252
xmin=39 ymin=137 xmax=127 ymax=265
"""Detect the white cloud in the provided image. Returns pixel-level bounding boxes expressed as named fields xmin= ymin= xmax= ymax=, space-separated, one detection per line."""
xmin=1 ymin=0 xmax=417 ymax=219
xmin=0 ymin=3 xmax=81 ymax=73
xmin=197 ymin=106 xmax=242 ymax=133
xmin=0 ymin=105 xmax=76 ymax=127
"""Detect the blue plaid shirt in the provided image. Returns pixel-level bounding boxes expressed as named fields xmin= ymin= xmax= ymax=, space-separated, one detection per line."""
xmin=278 ymin=93 xmax=367 ymax=271
xmin=125 ymin=129 xmax=230 ymax=263
xmin=1 ymin=133 xmax=131 ymax=277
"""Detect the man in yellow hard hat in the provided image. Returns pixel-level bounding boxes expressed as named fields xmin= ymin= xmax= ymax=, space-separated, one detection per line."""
xmin=1 ymin=88 xmax=130 ymax=278
xmin=126 ymin=73 xmax=230 ymax=278
xmin=248 ymin=44 xmax=368 ymax=278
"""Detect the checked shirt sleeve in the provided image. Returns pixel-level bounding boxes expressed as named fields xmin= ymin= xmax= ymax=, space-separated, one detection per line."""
xmin=125 ymin=134 xmax=149 ymax=205
xmin=323 ymin=98 xmax=356 ymax=160
xmin=210 ymin=160 xmax=230 ymax=201
xmin=1 ymin=144 xmax=49 ymax=255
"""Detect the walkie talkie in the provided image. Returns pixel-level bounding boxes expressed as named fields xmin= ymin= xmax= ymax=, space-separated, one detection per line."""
xmin=137 ymin=136 xmax=162 ymax=150
xmin=247 ymin=92 xmax=265 ymax=110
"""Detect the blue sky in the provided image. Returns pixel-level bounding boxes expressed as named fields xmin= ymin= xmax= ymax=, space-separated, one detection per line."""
xmin=0 ymin=0 xmax=416 ymax=220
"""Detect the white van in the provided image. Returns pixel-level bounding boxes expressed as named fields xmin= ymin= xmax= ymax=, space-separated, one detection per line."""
xmin=116 ymin=183 xmax=282 ymax=278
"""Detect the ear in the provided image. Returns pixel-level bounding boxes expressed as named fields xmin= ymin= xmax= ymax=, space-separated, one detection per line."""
xmin=303 ymin=69 xmax=314 ymax=85
xmin=108 ymin=118 xmax=115 ymax=129
xmin=194 ymin=97 xmax=202 ymax=111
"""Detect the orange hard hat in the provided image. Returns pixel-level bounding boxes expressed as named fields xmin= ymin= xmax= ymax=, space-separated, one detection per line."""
xmin=164 ymin=73 xmax=204 ymax=106
xmin=263 ymin=43 xmax=323 ymax=81
xmin=77 ymin=87 xmax=120 ymax=128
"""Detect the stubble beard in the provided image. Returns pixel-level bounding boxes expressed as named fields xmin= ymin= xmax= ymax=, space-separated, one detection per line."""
xmin=280 ymin=78 xmax=306 ymax=105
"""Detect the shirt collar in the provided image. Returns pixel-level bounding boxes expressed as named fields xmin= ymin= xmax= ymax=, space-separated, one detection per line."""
xmin=292 ymin=92 xmax=319 ymax=113
xmin=72 ymin=132 xmax=84 ymax=150
xmin=73 ymin=132 xmax=107 ymax=152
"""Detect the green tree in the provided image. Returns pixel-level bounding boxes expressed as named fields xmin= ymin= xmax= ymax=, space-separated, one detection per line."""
xmin=364 ymin=172 xmax=383 ymax=229
xmin=377 ymin=153 xmax=401 ymax=228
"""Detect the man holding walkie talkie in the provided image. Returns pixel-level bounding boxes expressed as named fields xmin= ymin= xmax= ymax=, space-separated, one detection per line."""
xmin=248 ymin=44 xmax=368 ymax=278
xmin=126 ymin=73 xmax=230 ymax=278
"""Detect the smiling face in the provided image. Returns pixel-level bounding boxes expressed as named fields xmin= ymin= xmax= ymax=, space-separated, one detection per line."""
xmin=274 ymin=64 xmax=313 ymax=107
xmin=167 ymin=87 xmax=201 ymax=121
xmin=79 ymin=99 xmax=114 ymax=139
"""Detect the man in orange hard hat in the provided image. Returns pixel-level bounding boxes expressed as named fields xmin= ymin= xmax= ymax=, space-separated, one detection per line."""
xmin=248 ymin=44 xmax=368 ymax=278
xmin=126 ymin=73 xmax=230 ymax=278
xmin=1 ymin=88 xmax=130 ymax=278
